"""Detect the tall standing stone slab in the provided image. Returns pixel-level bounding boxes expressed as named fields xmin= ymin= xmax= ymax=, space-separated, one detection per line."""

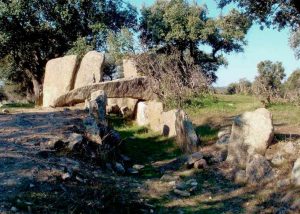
xmin=123 ymin=59 xmax=139 ymax=78
xmin=227 ymin=108 xmax=274 ymax=168
xmin=161 ymin=109 xmax=179 ymax=137
xmin=74 ymin=51 xmax=105 ymax=89
xmin=43 ymin=55 xmax=79 ymax=107
xmin=175 ymin=110 xmax=200 ymax=153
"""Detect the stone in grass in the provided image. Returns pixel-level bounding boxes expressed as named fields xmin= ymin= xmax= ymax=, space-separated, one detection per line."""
xmin=174 ymin=189 xmax=191 ymax=197
xmin=2 ymin=109 xmax=9 ymax=114
xmin=194 ymin=159 xmax=208 ymax=169
xmin=187 ymin=152 xmax=203 ymax=168
xmin=67 ymin=133 xmax=83 ymax=151
xmin=291 ymin=158 xmax=300 ymax=186
xmin=115 ymin=162 xmax=126 ymax=174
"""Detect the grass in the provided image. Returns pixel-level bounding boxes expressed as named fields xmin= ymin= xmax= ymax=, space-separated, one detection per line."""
xmin=0 ymin=102 xmax=35 ymax=109
xmin=108 ymin=115 xmax=182 ymax=178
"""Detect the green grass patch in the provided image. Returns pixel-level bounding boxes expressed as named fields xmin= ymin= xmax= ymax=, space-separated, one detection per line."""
xmin=195 ymin=124 xmax=219 ymax=143
xmin=108 ymin=115 xmax=182 ymax=178
xmin=0 ymin=102 xmax=34 ymax=109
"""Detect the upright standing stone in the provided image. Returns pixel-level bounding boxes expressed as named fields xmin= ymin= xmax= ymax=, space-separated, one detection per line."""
xmin=292 ymin=158 xmax=300 ymax=186
xmin=136 ymin=102 xmax=148 ymax=126
xmin=89 ymin=90 xmax=107 ymax=124
xmin=74 ymin=51 xmax=105 ymax=89
xmin=161 ymin=109 xmax=179 ymax=137
xmin=175 ymin=110 xmax=200 ymax=153
xmin=43 ymin=55 xmax=79 ymax=107
xmin=227 ymin=108 xmax=274 ymax=168
xmin=123 ymin=59 xmax=139 ymax=78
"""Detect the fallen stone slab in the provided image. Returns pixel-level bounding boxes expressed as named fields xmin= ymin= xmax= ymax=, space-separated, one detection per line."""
xmin=53 ymin=77 xmax=156 ymax=107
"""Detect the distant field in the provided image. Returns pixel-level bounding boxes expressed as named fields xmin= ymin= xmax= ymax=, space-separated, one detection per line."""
xmin=185 ymin=94 xmax=300 ymax=137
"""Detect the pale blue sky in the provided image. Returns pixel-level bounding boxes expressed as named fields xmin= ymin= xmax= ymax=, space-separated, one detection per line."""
xmin=128 ymin=0 xmax=300 ymax=86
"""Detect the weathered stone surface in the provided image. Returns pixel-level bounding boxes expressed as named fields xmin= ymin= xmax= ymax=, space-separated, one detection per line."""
xmin=43 ymin=55 xmax=79 ymax=107
xmin=292 ymin=158 xmax=300 ymax=186
xmin=194 ymin=159 xmax=208 ymax=169
xmin=67 ymin=133 xmax=83 ymax=151
xmin=147 ymin=101 xmax=164 ymax=132
xmin=175 ymin=110 xmax=200 ymax=153
xmin=53 ymin=77 xmax=155 ymax=107
xmin=187 ymin=152 xmax=203 ymax=168
xmin=246 ymin=154 xmax=274 ymax=185
xmin=89 ymin=90 xmax=107 ymax=124
xmin=74 ymin=51 xmax=104 ymax=89
xmin=135 ymin=100 xmax=164 ymax=132
xmin=234 ymin=170 xmax=247 ymax=184
xmin=107 ymin=98 xmax=138 ymax=118
xmin=227 ymin=108 xmax=274 ymax=168
xmin=161 ymin=109 xmax=178 ymax=137
xmin=123 ymin=59 xmax=139 ymax=78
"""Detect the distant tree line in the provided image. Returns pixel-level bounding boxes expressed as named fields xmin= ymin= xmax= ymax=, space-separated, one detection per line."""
xmin=226 ymin=60 xmax=300 ymax=105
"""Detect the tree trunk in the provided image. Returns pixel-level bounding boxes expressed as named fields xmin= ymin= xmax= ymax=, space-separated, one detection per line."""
xmin=25 ymin=69 xmax=43 ymax=106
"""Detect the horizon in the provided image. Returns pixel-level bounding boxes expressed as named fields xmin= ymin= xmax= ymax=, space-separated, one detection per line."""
xmin=129 ymin=0 xmax=300 ymax=87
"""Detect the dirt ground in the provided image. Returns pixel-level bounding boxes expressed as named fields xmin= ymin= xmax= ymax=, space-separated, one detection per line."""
xmin=0 ymin=107 xmax=300 ymax=213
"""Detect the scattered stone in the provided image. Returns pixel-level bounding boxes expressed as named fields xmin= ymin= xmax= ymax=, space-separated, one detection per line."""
xmin=284 ymin=142 xmax=296 ymax=155
xmin=217 ymin=127 xmax=231 ymax=139
xmin=43 ymin=55 xmax=79 ymax=107
xmin=115 ymin=162 xmax=126 ymax=174
xmin=234 ymin=170 xmax=247 ymax=184
xmin=216 ymin=135 xmax=230 ymax=145
xmin=187 ymin=152 xmax=203 ymax=168
xmin=174 ymin=189 xmax=191 ymax=197
xmin=271 ymin=153 xmax=286 ymax=166
xmin=11 ymin=207 xmax=18 ymax=212
xmin=2 ymin=109 xmax=9 ymax=114
xmin=160 ymin=174 xmax=180 ymax=182
xmin=74 ymin=51 xmax=104 ymax=89
xmin=127 ymin=168 xmax=139 ymax=175
xmin=277 ymin=178 xmax=291 ymax=188
xmin=246 ymin=154 xmax=274 ymax=185
xmin=107 ymin=98 xmax=138 ymax=118
xmin=194 ymin=159 xmax=208 ymax=169
xmin=175 ymin=110 xmax=200 ymax=153
xmin=62 ymin=172 xmax=71 ymax=180
xmin=227 ymin=108 xmax=274 ymax=168
xmin=67 ymin=133 xmax=83 ymax=151
xmin=291 ymin=158 xmax=300 ymax=186
xmin=133 ymin=164 xmax=145 ymax=170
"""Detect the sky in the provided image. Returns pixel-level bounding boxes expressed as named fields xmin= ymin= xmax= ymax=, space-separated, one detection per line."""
xmin=129 ymin=0 xmax=300 ymax=87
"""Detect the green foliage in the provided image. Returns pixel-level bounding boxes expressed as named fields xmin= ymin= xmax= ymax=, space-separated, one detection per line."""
xmin=227 ymin=79 xmax=252 ymax=95
xmin=139 ymin=0 xmax=251 ymax=81
xmin=285 ymin=69 xmax=300 ymax=91
xmin=218 ymin=0 xmax=300 ymax=30
xmin=227 ymin=83 xmax=238 ymax=94
xmin=66 ymin=37 xmax=93 ymax=59
xmin=107 ymin=28 xmax=135 ymax=65
xmin=218 ymin=0 xmax=300 ymax=59
xmin=0 ymin=0 xmax=137 ymax=97
xmin=252 ymin=60 xmax=285 ymax=103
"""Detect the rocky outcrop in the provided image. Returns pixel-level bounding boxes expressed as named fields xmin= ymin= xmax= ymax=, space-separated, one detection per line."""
xmin=175 ymin=110 xmax=200 ymax=153
xmin=53 ymin=77 xmax=155 ymax=107
xmin=123 ymin=59 xmax=139 ymax=78
xmin=43 ymin=55 xmax=79 ymax=107
xmin=227 ymin=108 xmax=274 ymax=168
xmin=74 ymin=51 xmax=105 ymax=89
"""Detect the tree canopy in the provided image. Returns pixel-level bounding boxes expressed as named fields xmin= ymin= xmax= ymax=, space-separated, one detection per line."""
xmin=139 ymin=0 xmax=251 ymax=82
xmin=0 ymin=0 xmax=137 ymax=101
xmin=218 ymin=0 xmax=300 ymax=59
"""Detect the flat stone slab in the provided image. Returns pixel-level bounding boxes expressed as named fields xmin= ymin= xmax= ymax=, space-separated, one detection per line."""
xmin=53 ymin=77 xmax=156 ymax=107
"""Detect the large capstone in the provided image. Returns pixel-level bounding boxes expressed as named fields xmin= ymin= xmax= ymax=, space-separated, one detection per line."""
xmin=53 ymin=77 xmax=156 ymax=107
